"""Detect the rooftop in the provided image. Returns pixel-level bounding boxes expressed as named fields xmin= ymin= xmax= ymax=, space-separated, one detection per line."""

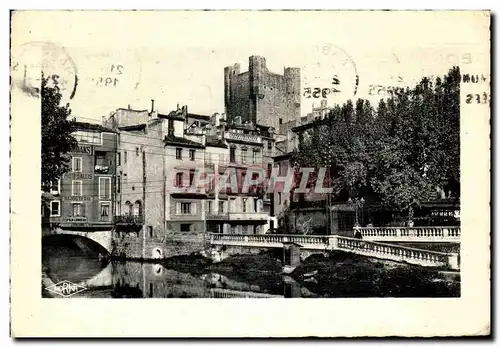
xmin=164 ymin=135 xmax=205 ymax=148
xmin=73 ymin=121 xmax=116 ymax=133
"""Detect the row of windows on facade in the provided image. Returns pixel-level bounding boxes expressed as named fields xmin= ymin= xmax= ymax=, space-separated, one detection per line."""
xmin=46 ymin=197 xmax=264 ymax=219
xmin=117 ymin=147 xmax=266 ymax=165
xmin=71 ymin=153 xmax=111 ymax=174
xmin=72 ymin=145 xmax=271 ymax=171
xmin=50 ymin=177 xmax=112 ymax=199
xmin=46 ymin=200 xmax=143 ymax=218
xmin=173 ymin=171 xmax=262 ymax=188
xmin=205 ymin=198 xmax=259 ymax=214
xmin=45 ymin=200 xmax=111 ymax=218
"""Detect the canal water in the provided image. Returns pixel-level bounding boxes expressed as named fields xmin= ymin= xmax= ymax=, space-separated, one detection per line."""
xmin=42 ymin=251 xmax=314 ymax=299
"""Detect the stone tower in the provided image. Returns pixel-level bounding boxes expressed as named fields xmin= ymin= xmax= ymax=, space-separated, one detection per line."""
xmin=224 ymin=56 xmax=301 ymax=132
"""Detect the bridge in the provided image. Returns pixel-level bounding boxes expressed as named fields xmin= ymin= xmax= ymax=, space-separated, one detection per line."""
xmin=210 ymin=230 xmax=460 ymax=270
xmin=42 ymin=228 xmax=113 ymax=255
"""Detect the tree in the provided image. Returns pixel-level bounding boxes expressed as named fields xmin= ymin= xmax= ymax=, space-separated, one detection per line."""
xmin=292 ymin=67 xmax=461 ymax=221
xmin=370 ymin=67 xmax=461 ymax=218
xmin=41 ymin=74 xmax=77 ymax=191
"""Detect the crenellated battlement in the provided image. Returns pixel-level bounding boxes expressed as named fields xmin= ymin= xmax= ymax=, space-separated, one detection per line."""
xmin=224 ymin=56 xmax=301 ymax=131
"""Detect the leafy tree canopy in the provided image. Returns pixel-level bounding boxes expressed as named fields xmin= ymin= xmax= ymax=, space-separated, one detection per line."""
xmin=41 ymin=74 xmax=77 ymax=191
xmin=292 ymin=66 xmax=461 ymax=216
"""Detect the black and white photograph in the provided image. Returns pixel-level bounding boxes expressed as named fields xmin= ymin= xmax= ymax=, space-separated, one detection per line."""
xmin=9 ymin=9 xmax=490 ymax=337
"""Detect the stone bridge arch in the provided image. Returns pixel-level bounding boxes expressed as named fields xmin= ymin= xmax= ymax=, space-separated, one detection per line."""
xmin=42 ymin=229 xmax=112 ymax=255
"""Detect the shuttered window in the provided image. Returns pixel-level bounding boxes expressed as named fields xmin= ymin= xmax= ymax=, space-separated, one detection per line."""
xmin=72 ymin=181 xmax=82 ymax=196
xmin=72 ymin=157 xmax=82 ymax=172
xmin=99 ymin=177 xmax=111 ymax=200
xmin=50 ymin=201 xmax=60 ymax=217
xmin=72 ymin=203 xmax=86 ymax=217
xmin=176 ymin=202 xmax=196 ymax=215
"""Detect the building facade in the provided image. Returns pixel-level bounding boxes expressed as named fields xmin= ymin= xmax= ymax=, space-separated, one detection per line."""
xmin=43 ymin=122 xmax=117 ymax=232
xmin=224 ymin=56 xmax=301 ymax=132
xmin=104 ymin=102 xmax=274 ymax=259
xmin=203 ymin=122 xmax=269 ymax=235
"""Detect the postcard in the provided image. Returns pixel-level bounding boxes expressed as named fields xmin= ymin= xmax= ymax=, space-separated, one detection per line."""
xmin=10 ymin=10 xmax=490 ymax=337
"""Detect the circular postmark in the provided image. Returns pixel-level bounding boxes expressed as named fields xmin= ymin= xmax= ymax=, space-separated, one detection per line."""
xmin=11 ymin=41 xmax=78 ymax=100
xmin=302 ymin=43 xmax=360 ymax=111
xmin=363 ymin=51 xmax=407 ymax=100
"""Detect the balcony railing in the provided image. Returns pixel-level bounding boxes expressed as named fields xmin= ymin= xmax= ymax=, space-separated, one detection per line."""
xmin=205 ymin=212 xmax=268 ymax=221
xmin=206 ymin=212 xmax=230 ymax=220
xmin=171 ymin=186 xmax=206 ymax=195
xmin=94 ymin=165 xmax=110 ymax=174
xmin=228 ymin=212 xmax=269 ymax=221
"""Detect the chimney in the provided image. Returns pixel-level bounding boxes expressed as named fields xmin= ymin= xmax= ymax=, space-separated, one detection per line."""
xmin=151 ymin=99 xmax=155 ymax=113
xmin=128 ymin=104 xmax=131 ymax=110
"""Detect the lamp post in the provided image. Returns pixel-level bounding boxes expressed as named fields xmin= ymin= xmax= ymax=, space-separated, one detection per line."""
xmin=348 ymin=197 xmax=365 ymax=227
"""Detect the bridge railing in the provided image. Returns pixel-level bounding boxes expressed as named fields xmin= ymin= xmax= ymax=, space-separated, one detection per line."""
xmin=355 ymin=226 xmax=461 ymax=239
xmin=336 ymin=236 xmax=458 ymax=269
xmin=210 ymin=233 xmax=332 ymax=247
xmin=209 ymin=233 xmax=460 ymax=270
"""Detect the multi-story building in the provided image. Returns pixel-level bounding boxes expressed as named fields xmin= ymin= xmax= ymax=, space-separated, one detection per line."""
xmin=104 ymin=102 xmax=273 ymax=258
xmin=164 ymin=108 xmax=207 ymax=234
xmin=203 ymin=120 xmax=269 ymax=235
xmin=224 ymin=56 xmax=301 ymax=132
xmin=43 ymin=121 xmax=117 ymax=232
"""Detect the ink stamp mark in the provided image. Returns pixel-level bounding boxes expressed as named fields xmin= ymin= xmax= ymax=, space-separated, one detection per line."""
xmin=83 ymin=48 xmax=143 ymax=91
xmin=11 ymin=41 xmax=78 ymax=100
xmin=46 ymin=280 xmax=87 ymax=298
xmin=304 ymin=43 xmax=360 ymax=103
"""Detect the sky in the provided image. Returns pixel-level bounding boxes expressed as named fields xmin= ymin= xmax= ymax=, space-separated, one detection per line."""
xmin=11 ymin=11 xmax=489 ymax=123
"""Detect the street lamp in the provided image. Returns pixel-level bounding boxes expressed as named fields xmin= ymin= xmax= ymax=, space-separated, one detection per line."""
xmin=348 ymin=197 xmax=365 ymax=227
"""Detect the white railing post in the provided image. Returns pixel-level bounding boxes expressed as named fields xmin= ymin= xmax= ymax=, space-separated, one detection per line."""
xmin=448 ymin=253 xmax=460 ymax=270
xmin=329 ymin=236 xmax=338 ymax=250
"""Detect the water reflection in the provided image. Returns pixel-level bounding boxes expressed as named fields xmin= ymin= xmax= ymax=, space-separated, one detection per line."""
xmin=42 ymin=252 xmax=314 ymax=298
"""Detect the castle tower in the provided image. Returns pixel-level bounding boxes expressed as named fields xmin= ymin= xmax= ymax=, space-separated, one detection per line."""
xmin=224 ymin=56 xmax=301 ymax=132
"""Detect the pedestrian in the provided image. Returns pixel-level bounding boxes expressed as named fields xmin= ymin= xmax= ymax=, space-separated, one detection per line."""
xmin=354 ymin=229 xmax=363 ymax=239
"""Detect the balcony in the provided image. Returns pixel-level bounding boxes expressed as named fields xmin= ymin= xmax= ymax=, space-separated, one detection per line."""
xmin=94 ymin=165 xmax=110 ymax=174
xmin=114 ymin=215 xmax=144 ymax=233
xmin=206 ymin=212 xmax=230 ymax=221
xmin=206 ymin=212 xmax=268 ymax=223
xmin=228 ymin=212 xmax=268 ymax=222
xmin=170 ymin=186 xmax=207 ymax=198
